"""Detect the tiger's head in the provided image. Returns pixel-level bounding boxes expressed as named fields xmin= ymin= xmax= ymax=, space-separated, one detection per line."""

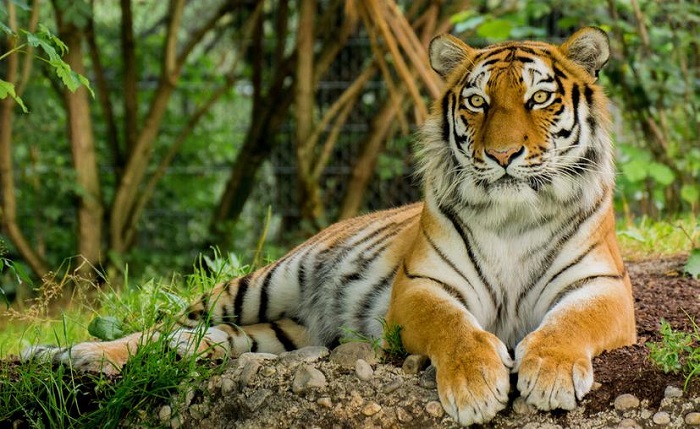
xmin=419 ymin=27 xmax=615 ymax=213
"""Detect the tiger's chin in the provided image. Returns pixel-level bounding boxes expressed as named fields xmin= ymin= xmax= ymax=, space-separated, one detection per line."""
xmin=487 ymin=176 xmax=540 ymax=203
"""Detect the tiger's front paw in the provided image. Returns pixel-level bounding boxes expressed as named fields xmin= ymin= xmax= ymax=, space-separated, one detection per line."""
xmin=514 ymin=332 xmax=593 ymax=411
xmin=435 ymin=331 xmax=512 ymax=426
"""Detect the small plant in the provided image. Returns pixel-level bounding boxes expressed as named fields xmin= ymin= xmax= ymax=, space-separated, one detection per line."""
xmin=381 ymin=319 xmax=407 ymax=361
xmin=648 ymin=317 xmax=700 ymax=389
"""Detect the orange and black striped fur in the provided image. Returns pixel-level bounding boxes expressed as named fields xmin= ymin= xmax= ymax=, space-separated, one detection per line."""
xmin=26 ymin=27 xmax=636 ymax=425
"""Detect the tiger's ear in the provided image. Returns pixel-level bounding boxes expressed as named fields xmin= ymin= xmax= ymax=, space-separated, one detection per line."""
xmin=429 ymin=34 xmax=475 ymax=78
xmin=560 ymin=27 xmax=610 ymax=80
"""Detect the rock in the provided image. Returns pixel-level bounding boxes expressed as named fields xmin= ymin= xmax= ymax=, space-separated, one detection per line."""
xmin=664 ymin=385 xmax=683 ymax=398
xmin=355 ymin=359 xmax=374 ymax=381
xmin=317 ymin=396 xmax=333 ymax=408
xmin=652 ymin=411 xmax=671 ymax=425
xmin=221 ymin=377 xmax=236 ymax=394
xmin=237 ymin=352 xmax=278 ymax=367
xmin=329 ymin=342 xmax=378 ymax=367
xmin=239 ymin=360 xmax=261 ymax=387
xmin=260 ymin=366 xmax=277 ymax=377
xmin=425 ymin=401 xmax=444 ymax=418
xmin=382 ymin=378 xmax=402 ymax=394
xmin=419 ymin=365 xmax=437 ymax=389
xmin=292 ymin=365 xmax=327 ymax=393
xmin=189 ymin=403 xmax=209 ymax=420
xmin=396 ymin=407 xmax=413 ymax=423
xmin=280 ymin=346 xmax=330 ymax=364
xmin=362 ymin=402 xmax=382 ymax=416
xmin=686 ymin=412 xmax=700 ymax=426
xmin=513 ymin=396 xmax=535 ymax=415
xmin=244 ymin=389 xmax=272 ymax=412
xmin=613 ymin=393 xmax=640 ymax=411
xmin=402 ymin=354 xmax=429 ymax=374
xmin=617 ymin=418 xmax=641 ymax=428
xmin=159 ymin=405 xmax=172 ymax=423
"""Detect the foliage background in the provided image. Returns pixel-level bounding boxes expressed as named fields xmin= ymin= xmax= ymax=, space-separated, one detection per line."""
xmin=0 ymin=0 xmax=698 ymax=302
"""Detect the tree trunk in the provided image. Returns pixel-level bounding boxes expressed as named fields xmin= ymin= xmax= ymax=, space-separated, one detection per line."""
xmin=56 ymin=14 xmax=105 ymax=277
xmin=0 ymin=2 xmax=49 ymax=278
xmin=295 ymin=0 xmax=324 ymax=227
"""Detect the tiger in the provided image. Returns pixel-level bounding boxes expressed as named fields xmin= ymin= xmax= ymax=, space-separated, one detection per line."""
xmin=24 ymin=27 xmax=636 ymax=426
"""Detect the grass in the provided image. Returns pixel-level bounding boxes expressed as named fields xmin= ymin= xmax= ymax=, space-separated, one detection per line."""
xmin=0 ymin=248 xmax=248 ymax=428
xmin=648 ymin=316 xmax=700 ymax=390
xmin=340 ymin=318 xmax=408 ymax=363
xmin=617 ymin=214 xmax=699 ymax=260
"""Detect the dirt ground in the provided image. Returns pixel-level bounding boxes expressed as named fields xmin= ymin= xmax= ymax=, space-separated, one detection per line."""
xmin=2 ymin=256 xmax=699 ymax=428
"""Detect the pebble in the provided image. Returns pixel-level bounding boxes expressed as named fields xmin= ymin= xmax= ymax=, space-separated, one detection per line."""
xmin=237 ymin=352 xmax=278 ymax=367
xmin=260 ymin=366 xmax=277 ymax=377
xmin=362 ymin=402 xmax=382 ymax=416
xmin=652 ymin=411 xmax=671 ymax=425
xmin=169 ymin=415 xmax=182 ymax=429
xmin=159 ymin=405 xmax=172 ymax=423
xmin=613 ymin=393 xmax=640 ymax=411
xmin=425 ymin=401 xmax=444 ymax=418
xmin=292 ymin=365 xmax=327 ymax=393
xmin=221 ymin=377 xmax=236 ymax=394
xmin=317 ymin=397 xmax=333 ymax=408
xmin=664 ymin=385 xmax=683 ymax=398
xmin=617 ymin=418 xmax=641 ymax=428
xmin=355 ymin=359 xmax=374 ymax=381
xmin=402 ymin=354 xmax=429 ymax=374
xmin=329 ymin=342 xmax=378 ymax=367
xmin=244 ymin=389 xmax=272 ymax=412
xmin=419 ymin=365 xmax=437 ymax=389
xmin=280 ymin=346 xmax=330 ymax=363
xmin=239 ymin=360 xmax=261 ymax=387
xmin=382 ymin=378 xmax=403 ymax=394
xmin=513 ymin=396 xmax=535 ymax=415
xmin=396 ymin=407 xmax=413 ymax=423
xmin=686 ymin=412 xmax=700 ymax=426
xmin=189 ymin=403 xmax=209 ymax=420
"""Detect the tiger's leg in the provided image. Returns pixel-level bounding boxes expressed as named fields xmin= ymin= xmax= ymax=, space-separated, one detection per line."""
xmin=514 ymin=276 xmax=636 ymax=410
xmin=386 ymin=273 xmax=512 ymax=426
xmin=23 ymin=318 xmax=313 ymax=374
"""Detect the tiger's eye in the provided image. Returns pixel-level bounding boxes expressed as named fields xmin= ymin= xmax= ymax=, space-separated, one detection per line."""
xmin=469 ymin=95 xmax=486 ymax=108
xmin=532 ymin=90 xmax=550 ymax=104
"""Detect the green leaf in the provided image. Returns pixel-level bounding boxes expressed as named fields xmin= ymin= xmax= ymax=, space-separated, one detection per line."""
xmin=477 ymin=19 xmax=514 ymax=41
xmin=686 ymin=249 xmax=700 ymax=279
xmin=0 ymin=79 xmax=28 ymax=112
xmin=621 ymin=159 xmax=648 ymax=183
xmin=88 ymin=316 xmax=124 ymax=341
xmin=648 ymin=162 xmax=675 ymax=185
xmin=681 ymin=184 xmax=699 ymax=205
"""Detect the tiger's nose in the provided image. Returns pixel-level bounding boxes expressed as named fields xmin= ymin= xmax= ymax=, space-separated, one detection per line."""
xmin=485 ymin=146 xmax=525 ymax=167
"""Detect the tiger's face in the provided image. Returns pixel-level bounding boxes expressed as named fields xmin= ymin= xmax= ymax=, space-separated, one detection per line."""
xmin=422 ymin=28 xmax=614 ymax=209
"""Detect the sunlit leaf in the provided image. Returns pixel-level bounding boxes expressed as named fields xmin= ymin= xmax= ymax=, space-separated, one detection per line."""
xmin=0 ymin=79 xmax=28 ymax=112
xmin=648 ymin=163 xmax=675 ymax=186
xmin=680 ymin=185 xmax=699 ymax=205
xmin=88 ymin=316 xmax=124 ymax=341
xmin=685 ymin=248 xmax=700 ymax=279
xmin=621 ymin=159 xmax=648 ymax=183
xmin=477 ymin=19 xmax=513 ymax=41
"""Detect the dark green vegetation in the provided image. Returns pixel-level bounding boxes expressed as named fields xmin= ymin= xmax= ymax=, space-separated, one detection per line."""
xmin=648 ymin=317 xmax=700 ymax=389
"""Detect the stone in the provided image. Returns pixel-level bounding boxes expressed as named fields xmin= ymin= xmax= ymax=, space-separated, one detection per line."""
xmin=260 ymin=366 xmax=277 ymax=377
xmin=425 ymin=401 xmax=444 ymax=418
xmin=159 ymin=405 xmax=172 ymax=423
xmin=664 ymin=385 xmax=683 ymax=398
xmin=355 ymin=359 xmax=374 ymax=381
xmin=221 ymin=377 xmax=236 ymax=394
xmin=237 ymin=352 xmax=278 ymax=368
xmin=617 ymin=418 xmax=641 ymax=428
xmin=419 ymin=365 xmax=437 ymax=389
xmin=329 ymin=342 xmax=378 ymax=367
xmin=362 ymin=402 xmax=382 ymax=416
xmin=686 ymin=412 xmax=700 ymax=426
xmin=189 ymin=403 xmax=209 ymax=420
xmin=280 ymin=346 xmax=330 ymax=363
xmin=239 ymin=360 xmax=261 ymax=387
xmin=317 ymin=397 xmax=333 ymax=408
xmin=652 ymin=411 xmax=671 ymax=425
xmin=402 ymin=354 xmax=429 ymax=374
xmin=513 ymin=397 xmax=535 ymax=415
xmin=292 ymin=365 xmax=327 ymax=393
xmin=244 ymin=389 xmax=272 ymax=412
xmin=382 ymin=378 xmax=403 ymax=394
xmin=396 ymin=407 xmax=413 ymax=423
xmin=613 ymin=393 xmax=640 ymax=411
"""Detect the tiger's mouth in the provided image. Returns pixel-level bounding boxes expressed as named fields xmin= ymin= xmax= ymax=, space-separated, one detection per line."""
xmin=488 ymin=173 xmax=547 ymax=193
